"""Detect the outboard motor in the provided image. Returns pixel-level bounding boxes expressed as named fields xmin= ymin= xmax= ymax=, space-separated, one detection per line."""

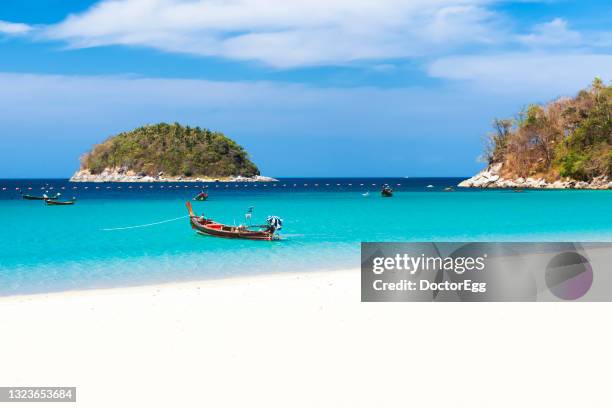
xmin=266 ymin=216 xmax=283 ymax=234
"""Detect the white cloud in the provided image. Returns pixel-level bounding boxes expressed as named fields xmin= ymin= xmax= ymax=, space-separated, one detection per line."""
xmin=37 ymin=0 xmax=503 ymax=67
xmin=0 ymin=20 xmax=32 ymax=35
xmin=428 ymin=53 xmax=612 ymax=94
xmin=518 ymin=18 xmax=581 ymax=47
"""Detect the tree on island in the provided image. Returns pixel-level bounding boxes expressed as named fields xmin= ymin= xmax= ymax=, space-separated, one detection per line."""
xmin=80 ymin=122 xmax=260 ymax=178
xmin=483 ymin=78 xmax=611 ymax=181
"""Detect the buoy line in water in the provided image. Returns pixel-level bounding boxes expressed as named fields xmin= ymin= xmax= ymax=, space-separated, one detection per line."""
xmin=2 ymin=183 xmax=409 ymax=192
xmin=101 ymin=215 xmax=189 ymax=231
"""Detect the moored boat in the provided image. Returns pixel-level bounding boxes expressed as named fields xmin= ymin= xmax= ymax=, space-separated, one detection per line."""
xmin=193 ymin=190 xmax=208 ymax=201
xmin=45 ymin=198 xmax=77 ymax=205
xmin=381 ymin=184 xmax=393 ymax=197
xmin=22 ymin=193 xmax=60 ymax=200
xmin=186 ymin=202 xmax=281 ymax=240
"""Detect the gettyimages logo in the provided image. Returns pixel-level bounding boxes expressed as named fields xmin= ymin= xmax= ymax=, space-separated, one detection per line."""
xmin=361 ymin=243 xmax=611 ymax=302
xmin=371 ymin=253 xmax=487 ymax=275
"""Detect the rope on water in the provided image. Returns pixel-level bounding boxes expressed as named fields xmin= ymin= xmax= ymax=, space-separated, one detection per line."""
xmin=101 ymin=215 xmax=189 ymax=231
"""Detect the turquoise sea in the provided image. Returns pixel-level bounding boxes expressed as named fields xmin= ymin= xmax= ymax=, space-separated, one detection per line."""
xmin=1 ymin=177 xmax=611 ymax=295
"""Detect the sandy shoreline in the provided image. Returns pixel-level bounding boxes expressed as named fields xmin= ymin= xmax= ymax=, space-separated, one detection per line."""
xmin=0 ymin=269 xmax=610 ymax=407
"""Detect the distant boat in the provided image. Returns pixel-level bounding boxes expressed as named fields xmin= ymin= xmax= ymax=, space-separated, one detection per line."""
xmin=193 ymin=190 xmax=208 ymax=201
xmin=22 ymin=193 xmax=60 ymax=200
xmin=444 ymin=187 xmax=454 ymax=192
xmin=45 ymin=197 xmax=76 ymax=206
xmin=426 ymin=185 xmax=434 ymax=188
xmin=381 ymin=184 xmax=393 ymax=197
xmin=186 ymin=202 xmax=281 ymax=241
xmin=362 ymin=192 xmax=370 ymax=197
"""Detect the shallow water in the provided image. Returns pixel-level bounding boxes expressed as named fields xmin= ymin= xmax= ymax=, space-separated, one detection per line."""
xmin=1 ymin=178 xmax=610 ymax=295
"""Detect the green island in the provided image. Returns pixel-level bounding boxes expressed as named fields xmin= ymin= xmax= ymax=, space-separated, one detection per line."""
xmin=71 ymin=123 xmax=273 ymax=182
xmin=460 ymin=78 xmax=611 ymax=189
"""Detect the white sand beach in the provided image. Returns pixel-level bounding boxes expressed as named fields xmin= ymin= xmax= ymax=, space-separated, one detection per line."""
xmin=0 ymin=269 xmax=609 ymax=407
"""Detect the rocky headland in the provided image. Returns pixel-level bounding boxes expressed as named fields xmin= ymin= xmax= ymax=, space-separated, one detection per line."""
xmin=458 ymin=78 xmax=610 ymax=190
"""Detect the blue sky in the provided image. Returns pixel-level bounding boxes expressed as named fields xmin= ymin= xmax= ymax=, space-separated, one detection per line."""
xmin=0 ymin=0 xmax=610 ymax=177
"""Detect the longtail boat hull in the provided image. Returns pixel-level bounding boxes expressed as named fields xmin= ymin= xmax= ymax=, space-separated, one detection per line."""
xmin=22 ymin=194 xmax=60 ymax=200
xmin=193 ymin=194 xmax=208 ymax=201
xmin=186 ymin=202 xmax=276 ymax=241
xmin=45 ymin=199 xmax=76 ymax=206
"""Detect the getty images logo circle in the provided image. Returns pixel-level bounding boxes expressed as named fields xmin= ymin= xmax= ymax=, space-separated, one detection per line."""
xmin=545 ymin=252 xmax=593 ymax=300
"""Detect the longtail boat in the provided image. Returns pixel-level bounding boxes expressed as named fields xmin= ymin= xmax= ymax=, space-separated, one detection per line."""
xmin=186 ymin=202 xmax=281 ymax=241
xmin=193 ymin=190 xmax=208 ymax=201
xmin=381 ymin=184 xmax=393 ymax=197
xmin=22 ymin=193 xmax=60 ymax=200
xmin=45 ymin=198 xmax=77 ymax=206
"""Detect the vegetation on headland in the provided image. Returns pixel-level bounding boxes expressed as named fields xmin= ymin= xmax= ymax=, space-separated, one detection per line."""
xmin=484 ymin=78 xmax=611 ymax=181
xmin=80 ymin=123 xmax=260 ymax=178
